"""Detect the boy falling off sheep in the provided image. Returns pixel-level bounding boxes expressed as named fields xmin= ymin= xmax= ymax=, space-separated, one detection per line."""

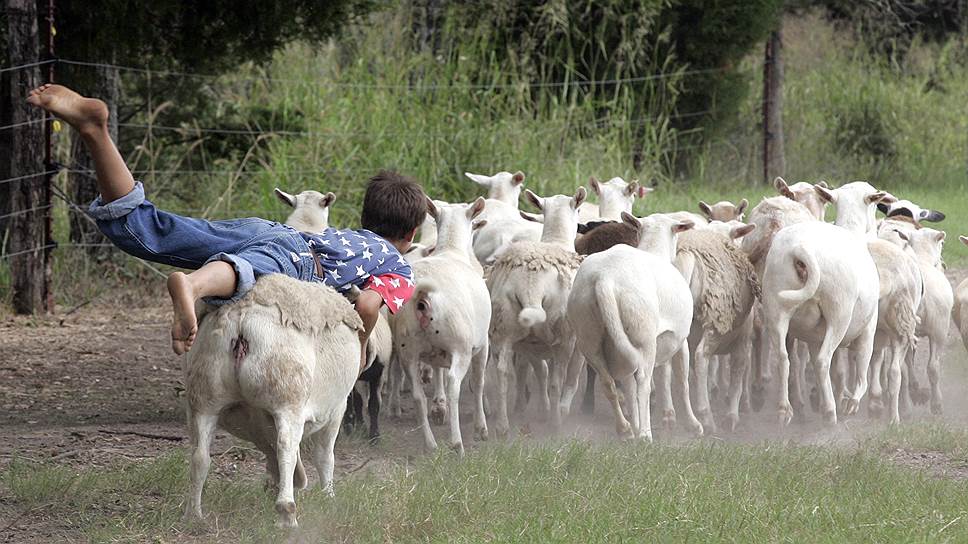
xmin=26 ymin=84 xmax=425 ymax=371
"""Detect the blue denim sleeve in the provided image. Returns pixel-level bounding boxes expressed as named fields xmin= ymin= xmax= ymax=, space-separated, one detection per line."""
xmin=202 ymin=253 xmax=256 ymax=306
xmin=87 ymin=182 xmax=146 ymax=220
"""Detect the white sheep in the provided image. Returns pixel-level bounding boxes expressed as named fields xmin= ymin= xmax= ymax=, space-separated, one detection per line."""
xmin=763 ymin=181 xmax=891 ymax=425
xmin=568 ymin=213 xmax=703 ymax=440
xmin=881 ymin=223 xmax=953 ymax=415
xmin=578 ymin=176 xmax=652 ymax=223
xmin=954 ymin=236 xmax=968 ymax=359
xmin=184 ymin=274 xmax=361 ymax=528
xmin=274 ymin=188 xmax=335 ymax=233
xmin=390 ymin=198 xmax=491 ymax=454
xmin=675 ymin=223 xmax=759 ymax=431
xmin=698 ymin=199 xmax=749 ymax=222
xmin=487 ymin=187 xmax=587 ymax=436
xmin=466 ymin=171 xmax=543 ymax=264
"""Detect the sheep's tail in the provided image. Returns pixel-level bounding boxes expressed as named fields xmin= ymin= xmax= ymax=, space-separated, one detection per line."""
xmin=777 ymin=246 xmax=820 ymax=306
xmin=518 ymin=307 xmax=547 ymax=328
xmin=595 ymin=279 xmax=643 ymax=367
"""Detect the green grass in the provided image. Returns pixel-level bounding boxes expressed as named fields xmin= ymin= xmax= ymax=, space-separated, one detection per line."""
xmin=6 ymin=427 xmax=968 ymax=542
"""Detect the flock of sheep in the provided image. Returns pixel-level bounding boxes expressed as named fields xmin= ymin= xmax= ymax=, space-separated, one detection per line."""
xmin=177 ymin=171 xmax=968 ymax=527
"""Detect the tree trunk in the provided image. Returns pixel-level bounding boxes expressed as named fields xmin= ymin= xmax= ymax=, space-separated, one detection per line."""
xmin=763 ymin=27 xmax=785 ymax=184
xmin=3 ymin=0 xmax=48 ymax=313
xmin=67 ymin=59 xmax=119 ymax=258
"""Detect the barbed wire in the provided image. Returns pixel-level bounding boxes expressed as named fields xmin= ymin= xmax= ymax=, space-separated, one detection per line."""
xmin=0 ymin=58 xmax=56 ymax=74
xmin=0 ymin=204 xmax=53 ymax=221
xmin=58 ymin=58 xmax=731 ymax=89
xmin=0 ymin=169 xmax=61 ymax=186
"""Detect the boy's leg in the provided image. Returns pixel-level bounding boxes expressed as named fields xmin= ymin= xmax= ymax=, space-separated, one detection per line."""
xmin=355 ymin=290 xmax=384 ymax=374
xmin=167 ymin=261 xmax=237 ymax=355
xmin=27 ymin=84 xmax=134 ymax=202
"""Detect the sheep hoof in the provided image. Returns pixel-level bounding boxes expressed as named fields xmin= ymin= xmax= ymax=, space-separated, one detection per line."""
xmin=495 ymin=425 xmax=510 ymax=440
xmin=474 ymin=424 xmax=488 ymax=442
xmin=913 ymin=388 xmax=930 ymax=406
xmin=931 ymin=400 xmax=943 ymax=415
xmin=809 ymin=387 xmax=820 ymax=413
xmin=750 ymin=384 xmax=766 ymax=412
xmin=699 ymin=411 xmax=717 ymax=434
xmin=724 ymin=413 xmax=740 ymax=432
xmin=429 ymin=404 xmax=447 ymax=426
xmin=868 ymin=396 xmax=884 ymax=418
xmin=662 ymin=409 xmax=676 ymax=431
xmin=274 ymin=501 xmax=297 ymax=529
xmin=451 ymin=442 xmax=465 ymax=457
xmin=617 ymin=424 xmax=634 ymax=440
xmin=841 ymin=397 xmax=859 ymax=416
xmin=777 ymin=404 xmax=794 ymax=427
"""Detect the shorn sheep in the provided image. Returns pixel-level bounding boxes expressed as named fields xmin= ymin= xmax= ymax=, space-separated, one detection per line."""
xmin=185 ymin=274 xmax=361 ymax=528
xmin=763 ymin=181 xmax=890 ymax=425
xmin=568 ymin=213 xmax=704 ymax=440
xmin=274 ymin=187 xmax=336 ymax=233
xmin=579 ymin=176 xmax=652 ymax=223
xmin=466 ymin=170 xmax=542 ymax=264
xmin=955 ymin=236 xmax=968 ymax=357
xmin=391 ymin=198 xmax=491 ymax=454
xmin=487 ymin=187 xmax=587 ymax=436
xmin=675 ymin=224 xmax=760 ymax=431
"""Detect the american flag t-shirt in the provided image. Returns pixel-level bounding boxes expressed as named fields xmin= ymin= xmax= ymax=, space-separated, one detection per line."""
xmin=299 ymin=228 xmax=414 ymax=313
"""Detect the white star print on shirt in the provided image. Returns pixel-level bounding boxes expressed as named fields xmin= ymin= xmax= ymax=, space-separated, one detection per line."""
xmin=340 ymin=237 xmax=351 ymax=246
xmin=388 ymin=277 xmax=401 ymax=289
xmin=392 ymin=296 xmax=404 ymax=310
xmin=371 ymin=276 xmax=385 ymax=287
xmin=362 ymin=247 xmax=373 ymax=260
xmin=345 ymin=249 xmax=356 ymax=257
xmin=405 ymin=277 xmax=414 ymax=287
xmin=336 ymin=260 xmax=346 ymax=267
xmin=355 ymin=265 xmax=366 ymax=277
xmin=330 ymin=269 xmax=341 ymax=280
xmin=380 ymin=243 xmax=389 ymax=254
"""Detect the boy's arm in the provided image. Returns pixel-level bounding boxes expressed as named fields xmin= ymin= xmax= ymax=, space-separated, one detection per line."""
xmin=354 ymin=289 xmax=384 ymax=373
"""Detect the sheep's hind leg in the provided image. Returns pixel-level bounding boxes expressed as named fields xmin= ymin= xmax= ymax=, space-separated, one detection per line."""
xmin=558 ymin=340 xmax=585 ymax=419
xmin=693 ymin=334 xmax=717 ymax=433
xmin=673 ymin=340 xmax=704 ymax=437
xmin=584 ymin=344 xmax=632 ymax=439
xmin=447 ymin=352 xmax=472 ymax=455
xmin=309 ymin=417 xmax=342 ymax=497
xmin=271 ymin=411 xmax=305 ymax=528
xmin=471 ymin=344 xmax=489 ymax=442
xmin=927 ymin=337 xmax=944 ymax=415
xmin=867 ymin=345 xmax=887 ymax=418
xmin=492 ymin=341 xmax=513 ymax=439
xmin=430 ymin=368 xmax=447 ymax=426
xmin=404 ymin=355 xmax=438 ymax=451
xmin=185 ymin=410 xmax=218 ymax=523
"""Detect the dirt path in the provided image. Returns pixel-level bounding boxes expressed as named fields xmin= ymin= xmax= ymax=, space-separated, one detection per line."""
xmin=4 ymin=267 xmax=968 ymax=540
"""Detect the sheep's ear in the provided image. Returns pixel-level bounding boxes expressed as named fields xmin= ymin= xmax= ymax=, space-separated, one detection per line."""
xmin=274 ymin=188 xmax=296 ymax=208
xmin=637 ymin=184 xmax=654 ymax=199
xmin=730 ymin=223 xmax=756 ymax=240
xmin=737 ymin=198 xmax=749 ymax=216
xmin=624 ymin=180 xmax=640 ymax=197
xmin=511 ymin=171 xmax=526 ymax=186
xmin=935 ymin=230 xmax=947 ymax=242
xmin=960 ymin=235 xmax=968 ymax=247
xmin=698 ymin=201 xmax=713 ymax=219
xmin=589 ymin=176 xmax=602 ymax=196
xmin=404 ymin=245 xmax=422 ymax=255
xmin=572 ymin=186 xmax=587 ymax=209
xmin=524 ymin=189 xmax=544 ymax=210
xmin=464 ymin=172 xmax=491 ymax=187
xmin=815 ymin=180 xmax=829 ymax=189
xmin=814 ymin=185 xmax=835 ymax=203
xmin=877 ymin=202 xmax=891 ymax=215
xmin=620 ymin=211 xmax=640 ymax=230
xmin=577 ymin=222 xmax=591 ymax=234
xmin=921 ymin=209 xmax=945 ymax=222
xmin=320 ymin=192 xmax=336 ymax=208
xmin=426 ymin=197 xmax=439 ymax=221
xmin=894 ymin=229 xmax=910 ymax=243
xmin=472 ymin=219 xmax=488 ymax=231
xmin=421 ymin=246 xmax=435 ymax=257
xmin=467 ymin=196 xmax=486 ymax=220
xmin=520 ymin=211 xmax=543 ymax=223
xmin=774 ymin=177 xmax=795 ymax=200
xmin=673 ymin=220 xmax=695 ymax=233
xmin=866 ymin=191 xmax=895 ymax=205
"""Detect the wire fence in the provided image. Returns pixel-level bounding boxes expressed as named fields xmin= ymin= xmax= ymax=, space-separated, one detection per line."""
xmin=0 ymin=56 xmax=753 ymax=271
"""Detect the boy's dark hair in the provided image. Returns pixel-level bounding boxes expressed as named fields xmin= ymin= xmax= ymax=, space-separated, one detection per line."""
xmin=360 ymin=170 xmax=426 ymax=241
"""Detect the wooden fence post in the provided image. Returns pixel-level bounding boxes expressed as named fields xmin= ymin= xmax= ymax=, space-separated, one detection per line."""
xmin=763 ymin=27 xmax=785 ymax=185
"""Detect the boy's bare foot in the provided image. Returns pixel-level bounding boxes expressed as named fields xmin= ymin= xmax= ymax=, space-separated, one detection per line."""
xmin=167 ymin=272 xmax=198 ymax=355
xmin=26 ymin=84 xmax=108 ymax=134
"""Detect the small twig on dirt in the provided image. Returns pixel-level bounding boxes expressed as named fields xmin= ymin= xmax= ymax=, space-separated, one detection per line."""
xmin=98 ymin=429 xmax=184 ymax=441
xmin=347 ymin=458 xmax=372 ymax=474
xmin=96 ymin=447 xmax=150 ymax=460
xmin=59 ymin=299 xmax=93 ymax=325
xmin=0 ymin=502 xmax=55 ymax=534
xmin=48 ymin=450 xmax=81 ymax=462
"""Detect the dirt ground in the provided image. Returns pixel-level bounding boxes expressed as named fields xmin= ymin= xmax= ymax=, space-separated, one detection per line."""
xmin=3 ymin=267 xmax=968 ymax=541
